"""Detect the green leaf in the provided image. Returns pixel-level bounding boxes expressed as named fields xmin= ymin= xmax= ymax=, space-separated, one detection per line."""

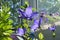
xmin=20 ymin=6 xmax=25 ymax=9
xmin=38 ymin=32 xmax=44 ymax=40
xmin=3 ymin=25 xmax=12 ymax=30
xmin=4 ymin=14 xmax=10 ymax=20
xmin=53 ymin=32 xmax=56 ymax=36
xmin=3 ymin=32 xmax=10 ymax=36
xmin=0 ymin=23 xmax=4 ymax=28
xmin=8 ymin=20 xmax=13 ymax=24
xmin=25 ymin=1 xmax=29 ymax=6
xmin=23 ymin=23 xmax=28 ymax=28
xmin=0 ymin=5 xmax=13 ymax=40
xmin=2 ymin=37 xmax=12 ymax=40
xmin=32 ymin=8 xmax=36 ymax=11
xmin=4 ymin=30 xmax=13 ymax=34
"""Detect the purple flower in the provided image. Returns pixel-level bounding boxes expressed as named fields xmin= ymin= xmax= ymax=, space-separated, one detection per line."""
xmin=31 ymin=24 xmax=38 ymax=32
xmin=18 ymin=9 xmax=25 ymax=17
xmin=18 ymin=6 xmax=38 ymax=20
xmin=17 ymin=28 xmax=24 ymax=36
xmin=39 ymin=17 xmax=43 ymax=25
xmin=31 ymin=16 xmax=43 ymax=31
xmin=31 ymin=24 xmax=38 ymax=29
xmin=49 ymin=25 xmax=56 ymax=31
xmin=34 ymin=20 xmax=39 ymax=24
xmin=31 ymin=20 xmax=39 ymax=32
xmin=25 ymin=6 xmax=32 ymax=17
xmin=23 ymin=28 xmax=26 ymax=33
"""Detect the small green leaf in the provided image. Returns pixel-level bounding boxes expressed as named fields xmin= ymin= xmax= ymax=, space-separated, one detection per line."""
xmin=2 ymin=37 xmax=12 ymax=40
xmin=25 ymin=1 xmax=29 ymax=6
xmin=20 ymin=6 xmax=25 ymax=9
xmin=3 ymin=32 xmax=10 ymax=36
xmin=32 ymin=8 xmax=36 ymax=11
xmin=8 ymin=20 xmax=13 ymax=24
xmin=38 ymin=32 xmax=44 ymax=40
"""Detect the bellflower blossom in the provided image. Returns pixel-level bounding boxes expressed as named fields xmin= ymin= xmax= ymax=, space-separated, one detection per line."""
xmin=34 ymin=20 xmax=39 ymax=24
xmin=39 ymin=12 xmax=45 ymax=26
xmin=31 ymin=20 xmax=39 ymax=32
xmin=31 ymin=24 xmax=38 ymax=29
xmin=31 ymin=15 xmax=44 ymax=32
xmin=17 ymin=28 xmax=24 ymax=36
xmin=18 ymin=6 xmax=38 ymax=20
xmin=49 ymin=25 xmax=56 ymax=31
xmin=31 ymin=13 xmax=45 ymax=32
xmin=39 ymin=17 xmax=43 ymax=25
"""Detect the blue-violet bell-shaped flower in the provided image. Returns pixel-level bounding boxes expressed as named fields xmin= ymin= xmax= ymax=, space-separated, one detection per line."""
xmin=18 ymin=6 xmax=38 ymax=20
xmin=17 ymin=28 xmax=24 ymax=36
xmin=49 ymin=25 xmax=56 ymax=31
xmin=31 ymin=20 xmax=39 ymax=32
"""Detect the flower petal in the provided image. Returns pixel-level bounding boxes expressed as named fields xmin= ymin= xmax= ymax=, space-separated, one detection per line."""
xmin=30 ymin=12 xmax=38 ymax=18
xmin=17 ymin=28 xmax=24 ymax=36
xmin=34 ymin=20 xmax=39 ymax=24
xmin=49 ymin=25 xmax=56 ymax=31
xmin=39 ymin=17 xmax=43 ymax=25
xmin=25 ymin=6 xmax=32 ymax=17
xmin=18 ymin=9 xmax=25 ymax=17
